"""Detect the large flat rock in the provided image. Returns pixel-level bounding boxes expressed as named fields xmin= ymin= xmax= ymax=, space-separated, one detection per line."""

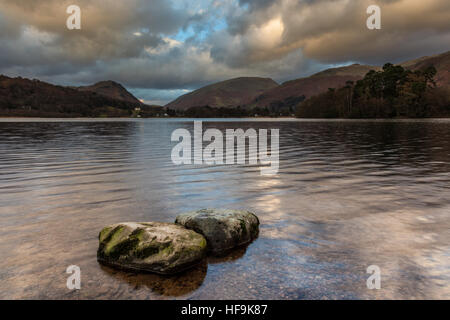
xmin=97 ymin=222 xmax=207 ymax=275
xmin=175 ymin=209 xmax=260 ymax=255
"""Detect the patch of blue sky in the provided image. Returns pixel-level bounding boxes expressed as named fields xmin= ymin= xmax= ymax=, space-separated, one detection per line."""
xmin=212 ymin=18 xmax=227 ymax=33
xmin=170 ymin=0 xmax=230 ymax=42
xmin=172 ymin=17 xmax=228 ymax=43
xmin=173 ymin=28 xmax=195 ymax=42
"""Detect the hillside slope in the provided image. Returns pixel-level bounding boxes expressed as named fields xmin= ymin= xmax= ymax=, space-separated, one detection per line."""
xmin=0 ymin=76 xmax=142 ymax=117
xmin=248 ymin=64 xmax=381 ymax=109
xmin=165 ymin=77 xmax=278 ymax=110
xmin=77 ymin=81 xmax=142 ymax=104
xmin=402 ymin=51 xmax=450 ymax=89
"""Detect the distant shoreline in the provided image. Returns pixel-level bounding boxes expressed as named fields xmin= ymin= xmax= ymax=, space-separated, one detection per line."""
xmin=1 ymin=116 xmax=449 ymax=121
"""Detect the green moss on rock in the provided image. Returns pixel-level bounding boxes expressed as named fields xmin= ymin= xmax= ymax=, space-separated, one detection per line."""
xmin=97 ymin=222 xmax=207 ymax=275
xmin=99 ymin=226 xmax=113 ymax=242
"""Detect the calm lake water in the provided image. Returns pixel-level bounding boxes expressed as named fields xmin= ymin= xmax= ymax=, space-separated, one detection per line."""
xmin=0 ymin=118 xmax=449 ymax=300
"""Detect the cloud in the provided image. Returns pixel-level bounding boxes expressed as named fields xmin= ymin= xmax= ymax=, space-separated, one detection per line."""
xmin=214 ymin=0 xmax=450 ymax=66
xmin=0 ymin=0 xmax=186 ymax=63
xmin=0 ymin=0 xmax=449 ymax=104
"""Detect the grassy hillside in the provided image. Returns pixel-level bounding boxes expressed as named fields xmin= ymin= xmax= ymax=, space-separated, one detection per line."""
xmin=165 ymin=77 xmax=278 ymax=110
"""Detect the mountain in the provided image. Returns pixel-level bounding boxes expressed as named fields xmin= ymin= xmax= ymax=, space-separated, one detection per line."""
xmin=77 ymin=81 xmax=142 ymax=104
xmin=0 ymin=75 xmax=143 ymax=117
xmin=165 ymin=77 xmax=278 ymax=110
xmin=401 ymin=51 xmax=450 ymax=89
xmin=248 ymin=64 xmax=381 ymax=110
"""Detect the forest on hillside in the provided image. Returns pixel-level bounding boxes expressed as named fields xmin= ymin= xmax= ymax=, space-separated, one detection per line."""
xmin=296 ymin=64 xmax=450 ymax=118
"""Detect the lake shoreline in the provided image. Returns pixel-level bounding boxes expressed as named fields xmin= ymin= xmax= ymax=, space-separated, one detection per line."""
xmin=1 ymin=116 xmax=450 ymax=121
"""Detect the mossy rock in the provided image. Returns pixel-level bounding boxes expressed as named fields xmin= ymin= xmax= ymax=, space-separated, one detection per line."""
xmin=97 ymin=222 xmax=207 ymax=275
xmin=175 ymin=209 xmax=260 ymax=255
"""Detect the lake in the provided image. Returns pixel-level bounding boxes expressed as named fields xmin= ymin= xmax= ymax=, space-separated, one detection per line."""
xmin=0 ymin=118 xmax=449 ymax=299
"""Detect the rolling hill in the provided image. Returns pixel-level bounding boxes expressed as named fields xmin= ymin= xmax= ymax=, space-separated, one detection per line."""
xmin=0 ymin=76 xmax=143 ymax=117
xmin=165 ymin=77 xmax=278 ymax=110
xmin=247 ymin=64 xmax=381 ymax=110
xmin=77 ymin=81 xmax=143 ymax=105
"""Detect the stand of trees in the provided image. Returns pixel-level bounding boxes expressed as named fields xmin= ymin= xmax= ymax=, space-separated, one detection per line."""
xmin=296 ymin=64 xmax=450 ymax=118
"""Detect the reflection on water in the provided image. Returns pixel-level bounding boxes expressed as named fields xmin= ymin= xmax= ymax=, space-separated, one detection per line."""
xmin=0 ymin=118 xmax=449 ymax=299
xmin=99 ymin=262 xmax=208 ymax=298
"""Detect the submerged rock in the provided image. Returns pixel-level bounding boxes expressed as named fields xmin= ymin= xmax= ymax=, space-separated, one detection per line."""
xmin=175 ymin=209 xmax=260 ymax=255
xmin=97 ymin=222 xmax=207 ymax=275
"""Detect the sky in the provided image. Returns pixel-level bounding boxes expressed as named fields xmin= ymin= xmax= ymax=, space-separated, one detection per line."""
xmin=0 ymin=0 xmax=449 ymax=105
